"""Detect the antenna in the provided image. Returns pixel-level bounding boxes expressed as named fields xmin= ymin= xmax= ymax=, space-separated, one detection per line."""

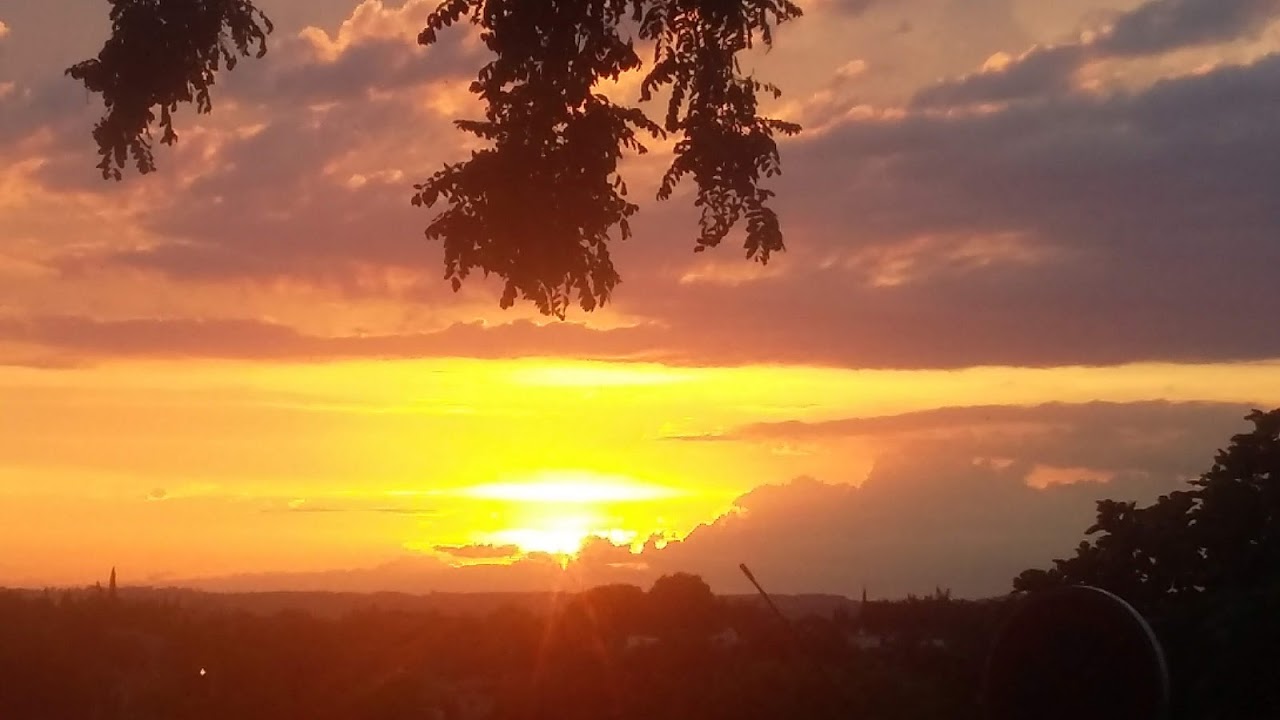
xmin=738 ymin=562 xmax=847 ymax=709
xmin=739 ymin=563 xmax=791 ymax=628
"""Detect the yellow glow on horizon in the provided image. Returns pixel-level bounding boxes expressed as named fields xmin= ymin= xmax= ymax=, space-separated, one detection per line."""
xmin=4 ymin=355 xmax=1280 ymax=585
xmin=508 ymin=362 xmax=694 ymax=388
xmin=462 ymin=471 xmax=681 ymax=504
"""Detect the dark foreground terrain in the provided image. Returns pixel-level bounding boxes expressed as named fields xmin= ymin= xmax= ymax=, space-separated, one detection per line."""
xmin=0 ymin=578 xmax=1009 ymax=720
xmin=2 ymin=574 xmax=1277 ymax=720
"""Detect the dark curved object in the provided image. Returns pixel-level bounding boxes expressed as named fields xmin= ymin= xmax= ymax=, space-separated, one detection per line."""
xmin=984 ymin=586 xmax=1170 ymax=720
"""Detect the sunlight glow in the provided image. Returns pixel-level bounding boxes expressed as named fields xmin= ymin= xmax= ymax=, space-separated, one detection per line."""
xmin=509 ymin=362 xmax=693 ymax=388
xmin=492 ymin=526 xmax=594 ymax=557
xmin=7 ymin=354 xmax=1280 ymax=584
xmin=462 ymin=472 xmax=680 ymax=503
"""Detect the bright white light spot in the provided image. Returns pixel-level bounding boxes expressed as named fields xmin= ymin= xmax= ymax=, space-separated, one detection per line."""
xmin=462 ymin=472 xmax=678 ymax=504
xmin=492 ymin=526 xmax=592 ymax=557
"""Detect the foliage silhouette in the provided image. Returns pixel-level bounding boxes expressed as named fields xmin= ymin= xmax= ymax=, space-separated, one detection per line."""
xmin=646 ymin=571 xmax=721 ymax=642
xmin=70 ymin=0 xmax=803 ymax=317
xmin=1013 ymin=408 xmax=1280 ymax=609
xmin=67 ymin=0 xmax=272 ymax=181
xmin=1013 ymin=408 xmax=1280 ymax=719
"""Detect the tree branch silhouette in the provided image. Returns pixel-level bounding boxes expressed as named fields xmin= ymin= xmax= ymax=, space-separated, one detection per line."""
xmin=70 ymin=0 xmax=803 ymax=317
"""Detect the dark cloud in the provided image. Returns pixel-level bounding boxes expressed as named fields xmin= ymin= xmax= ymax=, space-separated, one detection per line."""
xmin=9 ymin=0 xmax=1280 ymax=371
xmin=731 ymin=400 xmax=1252 ymax=437
xmin=714 ymin=401 xmax=1258 ymax=478
xmin=26 ymin=4 xmax=473 ymax=289
xmin=0 ymin=72 xmax=98 ymax=149
xmin=0 ymin=314 xmax=662 ymax=365
xmin=12 ymin=1 xmax=478 ymax=192
xmin=433 ymin=543 xmax=522 ymax=560
xmin=53 ymin=73 xmax=471 ymax=296
xmin=911 ymin=44 xmax=1085 ymax=108
xmin=643 ymin=461 xmax=1183 ymax=598
xmin=1100 ymin=0 xmax=1280 ymax=57
xmin=827 ymin=0 xmax=879 ymax=15
xmin=608 ymin=52 xmax=1280 ymax=368
xmin=912 ymin=0 xmax=1280 ymax=108
xmin=222 ymin=23 xmax=479 ymax=106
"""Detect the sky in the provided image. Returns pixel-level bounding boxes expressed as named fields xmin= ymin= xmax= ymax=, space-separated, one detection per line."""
xmin=1 ymin=0 xmax=1279 ymax=598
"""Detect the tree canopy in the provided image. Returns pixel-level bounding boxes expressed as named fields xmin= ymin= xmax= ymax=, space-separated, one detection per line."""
xmin=1013 ymin=408 xmax=1280 ymax=718
xmin=1013 ymin=408 xmax=1280 ymax=612
xmin=69 ymin=0 xmax=803 ymax=317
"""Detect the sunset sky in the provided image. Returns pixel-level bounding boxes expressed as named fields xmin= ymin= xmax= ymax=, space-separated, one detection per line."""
xmin=2 ymin=0 xmax=1279 ymax=597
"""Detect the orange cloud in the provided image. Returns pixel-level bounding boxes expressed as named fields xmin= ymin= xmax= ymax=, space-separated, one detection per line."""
xmin=299 ymin=0 xmax=439 ymax=61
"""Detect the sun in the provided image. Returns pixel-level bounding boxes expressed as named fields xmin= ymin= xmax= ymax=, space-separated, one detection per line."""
xmin=492 ymin=524 xmax=594 ymax=557
xmin=460 ymin=471 xmax=672 ymax=558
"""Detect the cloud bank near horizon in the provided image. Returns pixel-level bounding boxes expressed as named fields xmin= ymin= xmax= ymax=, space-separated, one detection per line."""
xmin=172 ymin=400 xmax=1258 ymax=598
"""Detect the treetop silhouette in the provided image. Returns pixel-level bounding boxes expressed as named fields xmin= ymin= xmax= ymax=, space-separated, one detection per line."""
xmin=1011 ymin=408 xmax=1280 ymax=718
xmin=67 ymin=0 xmax=272 ymax=180
xmin=69 ymin=0 xmax=804 ymax=317
xmin=1013 ymin=409 xmax=1280 ymax=610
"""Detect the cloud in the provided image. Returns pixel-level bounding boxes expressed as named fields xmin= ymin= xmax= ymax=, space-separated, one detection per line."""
xmin=825 ymin=0 xmax=879 ymax=16
xmin=618 ymin=52 xmax=1280 ymax=368
xmin=712 ymin=400 xmax=1257 ymax=479
xmin=1099 ymin=0 xmax=1280 ymax=57
xmin=37 ymin=19 xmax=482 ymax=294
xmin=912 ymin=0 xmax=1280 ymax=108
xmin=911 ymin=44 xmax=1085 ymax=107
xmin=167 ymin=401 xmax=1265 ymax=598
xmin=184 ymin=402 xmax=1263 ymax=598
xmin=0 ymin=314 xmax=661 ymax=365
xmin=433 ymin=543 xmax=522 ymax=561
xmin=5 ymin=0 xmax=1280 ymax=372
xmin=730 ymin=399 xmax=1248 ymax=437
xmin=185 ymin=456 xmax=1204 ymax=599
xmin=224 ymin=0 xmax=481 ymax=107
xmin=834 ymin=59 xmax=870 ymax=81
xmin=643 ymin=455 xmax=1199 ymax=598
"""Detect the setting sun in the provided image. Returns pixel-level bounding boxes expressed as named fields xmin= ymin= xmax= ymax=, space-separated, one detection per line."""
xmin=491 ymin=525 xmax=595 ymax=557
xmin=453 ymin=472 xmax=672 ymax=557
